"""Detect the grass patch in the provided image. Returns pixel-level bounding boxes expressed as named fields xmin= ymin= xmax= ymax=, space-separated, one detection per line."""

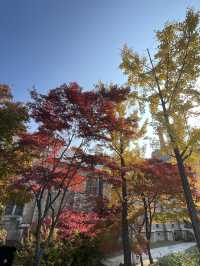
xmin=153 ymin=246 xmax=200 ymax=266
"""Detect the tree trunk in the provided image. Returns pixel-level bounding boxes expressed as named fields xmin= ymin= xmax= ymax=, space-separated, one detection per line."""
xmin=174 ymin=148 xmax=200 ymax=250
xmin=146 ymin=243 xmax=153 ymax=265
xmin=120 ymin=137 xmax=134 ymax=266
xmin=121 ymin=177 xmax=133 ymax=266
xmin=139 ymin=255 xmax=144 ymax=266
xmin=143 ymin=196 xmax=154 ymax=264
xmin=34 ymin=223 xmax=43 ymax=266
xmin=35 ymin=248 xmax=43 ymax=266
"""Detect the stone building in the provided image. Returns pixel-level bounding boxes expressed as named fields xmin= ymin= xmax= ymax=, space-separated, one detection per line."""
xmin=0 ymin=175 xmax=104 ymax=245
xmin=0 ymin=148 xmax=196 ymax=245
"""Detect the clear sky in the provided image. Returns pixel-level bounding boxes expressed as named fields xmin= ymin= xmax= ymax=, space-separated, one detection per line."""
xmin=1 ymin=0 xmax=200 ymax=156
xmin=1 ymin=0 xmax=200 ymax=102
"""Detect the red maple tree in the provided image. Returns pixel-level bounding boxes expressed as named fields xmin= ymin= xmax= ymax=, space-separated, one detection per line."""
xmin=15 ymin=82 xmax=132 ymax=266
xmin=129 ymin=158 xmax=198 ymax=264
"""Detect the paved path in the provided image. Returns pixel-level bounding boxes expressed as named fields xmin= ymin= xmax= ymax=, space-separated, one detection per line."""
xmin=103 ymin=242 xmax=196 ymax=266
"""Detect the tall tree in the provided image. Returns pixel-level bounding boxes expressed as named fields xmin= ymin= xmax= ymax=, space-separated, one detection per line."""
xmin=86 ymin=85 xmax=146 ymax=266
xmin=120 ymin=9 xmax=200 ymax=249
xmin=17 ymin=82 xmax=131 ymax=266
xmin=16 ymin=83 xmax=108 ymax=266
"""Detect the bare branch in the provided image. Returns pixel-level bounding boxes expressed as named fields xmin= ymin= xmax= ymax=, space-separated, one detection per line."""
xmin=182 ymin=147 xmax=193 ymax=161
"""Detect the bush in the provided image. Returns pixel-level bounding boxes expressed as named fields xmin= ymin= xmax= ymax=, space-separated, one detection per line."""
xmin=14 ymin=242 xmax=35 ymax=266
xmin=154 ymin=247 xmax=200 ymax=266
xmin=66 ymin=235 xmax=103 ymax=266
xmin=14 ymin=234 xmax=103 ymax=266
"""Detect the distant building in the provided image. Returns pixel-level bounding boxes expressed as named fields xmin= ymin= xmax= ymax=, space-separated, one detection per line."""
xmin=0 ymin=174 xmax=105 ymax=245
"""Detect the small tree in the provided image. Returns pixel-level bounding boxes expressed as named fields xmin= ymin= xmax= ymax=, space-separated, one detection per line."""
xmin=0 ymin=84 xmax=28 ymax=213
xmin=130 ymin=159 xmax=187 ymax=264
xmin=18 ymin=131 xmax=91 ymax=266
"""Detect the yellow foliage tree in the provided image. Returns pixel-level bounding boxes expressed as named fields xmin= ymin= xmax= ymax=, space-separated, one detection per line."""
xmin=120 ymin=9 xmax=200 ymax=250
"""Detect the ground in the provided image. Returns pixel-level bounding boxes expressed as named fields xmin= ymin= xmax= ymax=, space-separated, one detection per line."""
xmin=103 ymin=242 xmax=196 ymax=266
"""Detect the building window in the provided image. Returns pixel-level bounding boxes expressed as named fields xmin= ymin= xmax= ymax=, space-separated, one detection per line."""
xmin=14 ymin=205 xmax=24 ymax=216
xmin=86 ymin=178 xmax=97 ymax=195
xmin=97 ymin=177 xmax=104 ymax=197
xmin=171 ymin=224 xmax=174 ymax=228
xmin=4 ymin=203 xmax=24 ymax=216
xmin=4 ymin=203 xmax=14 ymax=215
xmin=156 ymin=224 xmax=159 ymax=228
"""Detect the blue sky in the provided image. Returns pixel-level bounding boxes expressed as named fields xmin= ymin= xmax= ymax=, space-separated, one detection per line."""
xmin=1 ymin=0 xmax=200 ymax=102
xmin=1 ymin=0 xmax=200 ymax=156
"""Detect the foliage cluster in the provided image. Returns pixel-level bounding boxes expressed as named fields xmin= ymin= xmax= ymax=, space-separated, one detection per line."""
xmin=15 ymin=234 xmax=102 ymax=266
xmin=153 ymin=247 xmax=200 ymax=266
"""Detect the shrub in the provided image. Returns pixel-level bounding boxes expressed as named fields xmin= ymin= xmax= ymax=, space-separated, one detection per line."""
xmin=14 ymin=242 xmax=35 ymax=266
xmin=0 ymin=228 xmax=7 ymax=244
xmin=14 ymin=234 xmax=103 ymax=266
xmin=67 ymin=235 xmax=103 ymax=266
xmin=154 ymin=247 xmax=200 ymax=266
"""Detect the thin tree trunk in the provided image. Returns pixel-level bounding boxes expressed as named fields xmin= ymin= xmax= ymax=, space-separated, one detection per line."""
xmin=34 ymin=222 xmax=43 ymax=266
xmin=139 ymin=254 xmax=144 ymax=266
xmin=121 ymin=177 xmax=133 ymax=266
xmin=142 ymin=196 xmax=154 ymax=264
xmin=147 ymin=229 xmax=154 ymax=264
xmin=35 ymin=248 xmax=43 ymax=266
xmin=147 ymin=243 xmax=153 ymax=265
xmin=120 ymin=137 xmax=133 ymax=266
